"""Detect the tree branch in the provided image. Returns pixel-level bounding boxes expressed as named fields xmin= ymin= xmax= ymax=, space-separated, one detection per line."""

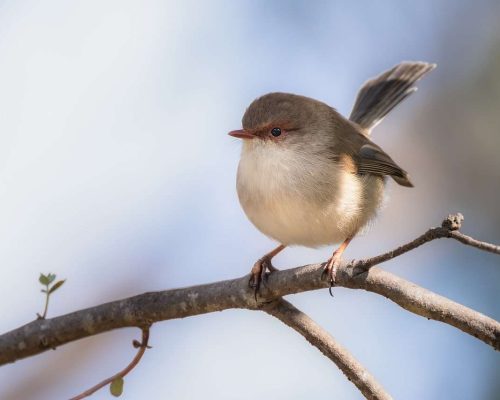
xmin=263 ymin=299 xmax=392 ymax=400
xmin=0 ymin=214 xmax=498 ymax=399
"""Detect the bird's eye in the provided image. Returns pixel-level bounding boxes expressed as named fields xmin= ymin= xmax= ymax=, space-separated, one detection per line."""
xmin=271 ymin=127 xmax=281 ymax=137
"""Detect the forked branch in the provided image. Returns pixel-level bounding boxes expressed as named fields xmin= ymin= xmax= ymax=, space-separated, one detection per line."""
xmin=0 ymin=213 xmax=498 ymax=400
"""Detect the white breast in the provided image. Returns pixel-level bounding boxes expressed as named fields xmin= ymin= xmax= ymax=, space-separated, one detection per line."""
xmin=236 ymin=140 xmax=385 ymax=247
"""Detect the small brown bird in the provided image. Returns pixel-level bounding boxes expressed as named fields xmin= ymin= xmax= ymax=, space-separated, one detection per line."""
xmin=229 ymin=61 xmax=435 ymax=296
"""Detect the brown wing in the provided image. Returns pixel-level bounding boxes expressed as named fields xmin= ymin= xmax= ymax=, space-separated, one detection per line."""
xmin=357 ymin=143 xmax=413 ymax=187
xmin=330 ymin=116 xmax=413 ymax=187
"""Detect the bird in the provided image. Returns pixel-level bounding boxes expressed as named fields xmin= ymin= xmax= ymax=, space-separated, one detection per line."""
xmin=229 ymin=61 xmax=435 ymax=297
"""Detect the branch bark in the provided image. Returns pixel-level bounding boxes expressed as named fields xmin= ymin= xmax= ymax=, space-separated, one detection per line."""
xmin=0 ymin=214 xmax=499 ymax=399
xmin=263 ymin=299 xmax=392 ymax=400
xmin=2 ymin=261 xmax=497 ymax=369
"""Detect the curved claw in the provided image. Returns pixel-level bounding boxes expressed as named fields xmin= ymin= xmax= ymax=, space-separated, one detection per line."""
xmin=249 ymin=258 xmax=276 ymax=301
xmin=322 ymin=255 xmax=341 ymax=297
xmin=248 ymin=272 xmax=260 ymax=302
xmin=321 ymin=237 xmax=353 ymax=297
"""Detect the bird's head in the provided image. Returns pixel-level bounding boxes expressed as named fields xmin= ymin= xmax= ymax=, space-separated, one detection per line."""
xmin=229 ymin=93 xmax=337 ymax=152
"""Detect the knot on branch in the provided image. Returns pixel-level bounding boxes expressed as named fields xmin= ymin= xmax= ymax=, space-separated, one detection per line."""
xmin=441 ymin=213 xmax=463 ymax=231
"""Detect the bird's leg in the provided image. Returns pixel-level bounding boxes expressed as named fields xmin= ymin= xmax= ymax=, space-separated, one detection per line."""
xmin=322 ymin=237 xmax=353 ymax=295
xmin=249 ymin=244 xmax=286 ymax=300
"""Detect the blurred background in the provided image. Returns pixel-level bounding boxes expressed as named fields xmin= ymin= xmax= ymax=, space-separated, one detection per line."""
xmin=0 ymin=1 xmax=499 ymax=399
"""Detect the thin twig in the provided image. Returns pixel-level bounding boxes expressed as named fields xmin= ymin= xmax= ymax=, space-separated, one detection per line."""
xmin=36 ymin=288 xmax=50 ymax=320
xmin=449 ymin=230 xmax=500 ymax=254
xmin=263 ymin=299 xmax=392 ymax=400
xmin=69 ymin=327 xmax=150 ymax=400
xmin=353 ymin=213 xmax=499 ymax=271
xmin=41 ymin=289 xmax=50 ymax=319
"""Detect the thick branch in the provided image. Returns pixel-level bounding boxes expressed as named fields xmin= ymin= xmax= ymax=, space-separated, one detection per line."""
xmin=1 ymin=214 xmax=499 ymax=367
xmin=2 ymin=263 xmax=498 ymax=366
xmin=262 ymin=264 xmax=500 ymax=349
xmin=263 ymin=299 xmax=392 ymax=400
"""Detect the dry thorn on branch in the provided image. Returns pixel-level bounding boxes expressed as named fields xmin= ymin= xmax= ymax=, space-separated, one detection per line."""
xmin=69 ymin=326 xmax=150 ymax=399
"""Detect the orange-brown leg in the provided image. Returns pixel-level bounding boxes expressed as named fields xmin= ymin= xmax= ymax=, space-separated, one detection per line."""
xmin=249 ymin=244 xmax=286 ymax=299
xmin=322 ymin=237 xmax=353 ymax=295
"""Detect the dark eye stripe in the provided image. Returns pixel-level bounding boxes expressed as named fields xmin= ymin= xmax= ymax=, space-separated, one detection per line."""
xmin=271 ymin=127 xmax=281 ymax=137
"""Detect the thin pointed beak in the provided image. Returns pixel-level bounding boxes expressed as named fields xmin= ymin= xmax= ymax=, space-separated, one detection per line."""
xmin=228 ymin=129 xmax=256 ymax=139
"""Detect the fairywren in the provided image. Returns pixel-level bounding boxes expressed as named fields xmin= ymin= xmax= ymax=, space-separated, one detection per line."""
xmin=229 ymin=61 xmax=435 ymax=295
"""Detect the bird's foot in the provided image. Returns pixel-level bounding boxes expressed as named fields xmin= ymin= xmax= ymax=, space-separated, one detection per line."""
xmin=321 ymin=253 xmax=342 ymax=297
xmin=249 ymin=257 xmax=277 ymax=301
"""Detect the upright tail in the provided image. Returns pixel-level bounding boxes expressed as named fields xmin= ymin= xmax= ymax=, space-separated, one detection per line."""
xmin=349 ymin=61 xmax=436 ymax=133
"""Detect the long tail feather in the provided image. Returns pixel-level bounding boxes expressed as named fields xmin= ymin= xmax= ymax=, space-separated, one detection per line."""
xmin=349 ymin=61 xmax=435 ymax=132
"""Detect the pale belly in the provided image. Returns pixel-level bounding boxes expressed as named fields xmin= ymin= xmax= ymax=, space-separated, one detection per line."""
xmin=236 ymin=145 xmax=385 ymax=247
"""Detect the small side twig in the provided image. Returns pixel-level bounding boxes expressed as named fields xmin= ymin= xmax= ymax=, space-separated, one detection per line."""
xmin=448 ymin=230 xmax=500 ymax=254
xmin=353 ymin=213 xmax=499 ymax=272
xmin=263 ymin=299 xmax=392 ymax=400
xmin=37 ymin=273 xmax=65 ymax=320
xmin=40 ymin=288 xmax=50 ymax=320
xmin=69 ymin=326 xmax=151 ymax=399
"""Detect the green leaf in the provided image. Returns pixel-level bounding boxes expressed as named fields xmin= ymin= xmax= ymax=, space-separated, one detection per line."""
xmin=48 ymin=280 xmax=66 ymax=294
xmin=110 ymin=377 xmax=124 ymax=397
xmin=47 ymin=273 xmax=56 ymax=284
xmin=39 ymin=273 xmax=50 ymax=286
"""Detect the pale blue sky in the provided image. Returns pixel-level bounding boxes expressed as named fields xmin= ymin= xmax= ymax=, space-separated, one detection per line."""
xmin=0 ymin=1 xmax=498 ymax=399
